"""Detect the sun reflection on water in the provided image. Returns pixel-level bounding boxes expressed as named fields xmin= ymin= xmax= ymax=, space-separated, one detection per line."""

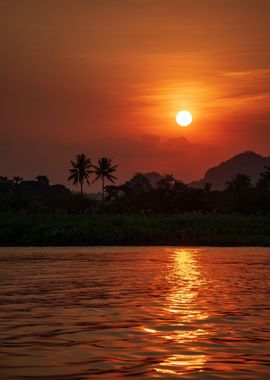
xmin=152 ymin=249 xmax=210 ymax=376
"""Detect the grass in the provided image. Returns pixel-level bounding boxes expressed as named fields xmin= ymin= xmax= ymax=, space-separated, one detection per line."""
xmin=1 ymin=212 xmax=270 ymax=246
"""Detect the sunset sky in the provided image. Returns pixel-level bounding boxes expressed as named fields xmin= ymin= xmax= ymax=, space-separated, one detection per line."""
xmin=1 ymin=0 xmax=270 ymax=190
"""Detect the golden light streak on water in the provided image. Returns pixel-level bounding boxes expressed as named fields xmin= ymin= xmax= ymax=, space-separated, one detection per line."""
xmin=153 ymin=249 xmax=210 ymax=374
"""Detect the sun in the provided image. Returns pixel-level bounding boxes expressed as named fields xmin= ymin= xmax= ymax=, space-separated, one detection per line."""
xmin=176 ymin=111 xmax=192 ymax=127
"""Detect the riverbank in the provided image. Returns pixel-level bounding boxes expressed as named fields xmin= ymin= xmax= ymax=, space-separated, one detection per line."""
xmin=1 ymin=212 xmax=270 ymax=246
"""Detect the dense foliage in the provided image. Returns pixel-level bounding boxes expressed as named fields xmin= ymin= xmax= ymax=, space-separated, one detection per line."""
xmin=2 ymin=166 xmax=270 ymax=214
xmin=106 ymin=168 xmax=270 ymax=214
xmin=1 ymin=213 xmax=270 ymax=246
xmin=0 ymin=175 xmax=97 ymax=213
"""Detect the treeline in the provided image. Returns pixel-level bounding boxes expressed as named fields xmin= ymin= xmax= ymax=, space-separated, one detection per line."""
xmin=0 ymin=174 xmax=96 ymax=213
xmin=105 ymin=169 xmax=270 ymax=214
xmin=0 ymin=153 xmax=118 ymax=213
xmin=1 ymin=155 xmax=270 ymax=214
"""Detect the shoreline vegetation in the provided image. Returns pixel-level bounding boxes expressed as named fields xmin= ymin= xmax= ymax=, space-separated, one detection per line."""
xmin=1 ymin=213 xmax=270 ymax=247
xmin=2 ymin=153 xmax=270 ymax=246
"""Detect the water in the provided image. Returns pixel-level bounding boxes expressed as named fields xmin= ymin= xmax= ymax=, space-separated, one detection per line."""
xmin=0 ymin=247 xmax=270 ymax=380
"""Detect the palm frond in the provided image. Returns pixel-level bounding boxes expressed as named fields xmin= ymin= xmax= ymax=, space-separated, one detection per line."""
xmin=67 ymin=153 xmax=93 ymax=193
xmin=92 ymin=174 xmax=101 ymax=183
xmin=106 ymin=174 xmax=117 ymax=183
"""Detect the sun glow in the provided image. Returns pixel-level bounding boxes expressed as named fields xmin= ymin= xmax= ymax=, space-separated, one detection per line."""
xmin=176 ymin=111 xmax=192 ymax=127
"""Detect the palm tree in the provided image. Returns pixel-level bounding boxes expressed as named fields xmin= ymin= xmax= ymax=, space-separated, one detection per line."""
xmin=93 ymin=157 xmax=118 ymax=202
xmin=68 ymin=154 xmax=92 ymax=195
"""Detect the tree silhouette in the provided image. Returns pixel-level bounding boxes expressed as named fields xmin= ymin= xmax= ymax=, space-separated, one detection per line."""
xmin=13 ymin=176 xmax=23 ymax=184
xmin=0 ymin=176 xmax=8 ymax=183
xmin=126 ymin=173 xmax=152 ymax=194
xmin=256 ymin=166 xmax=270 ymax=192
xmin=203 ymin=182 xmax=212 ymax=193
xmin=225 ymin=173 xmax=253 ymax=192
xmin=68 ymin=154 xmax=92 ymax=195
xmin=93 ymin=158 xmax=118 ymax=202
xmin=36 ymin=175 xmax=49 ymax=186
xmin=12 ymin=176 xmax=23 ymax=192
xmin=156 ymin=174 xmax=175 ymax=192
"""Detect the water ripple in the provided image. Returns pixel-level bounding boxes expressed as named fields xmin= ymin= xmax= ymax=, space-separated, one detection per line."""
xmin=0 ymin=247 xmax=270 ymax=379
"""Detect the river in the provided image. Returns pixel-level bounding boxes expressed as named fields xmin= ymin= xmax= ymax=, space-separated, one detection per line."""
xmin=0 ymin=247 xmax=269 ymax=379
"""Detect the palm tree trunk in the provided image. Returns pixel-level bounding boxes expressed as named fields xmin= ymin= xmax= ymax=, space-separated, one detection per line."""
xmin=80 ymin=181 xmax=83 ymax=195
xmin=102 ymin=176 xmax=105 ymax=203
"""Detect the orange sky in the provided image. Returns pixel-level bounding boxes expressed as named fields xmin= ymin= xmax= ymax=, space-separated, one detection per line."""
xmin=0 ymin=0 xmax=270 ymax=189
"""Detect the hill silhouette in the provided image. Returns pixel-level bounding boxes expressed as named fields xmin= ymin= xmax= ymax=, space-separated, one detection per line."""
xmin=191 ymin=151 xmax=270 ymax=190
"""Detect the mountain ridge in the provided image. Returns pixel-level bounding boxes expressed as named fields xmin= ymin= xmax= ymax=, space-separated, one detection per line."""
xmin=191 ymin=151 xmax=270 ymax=190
